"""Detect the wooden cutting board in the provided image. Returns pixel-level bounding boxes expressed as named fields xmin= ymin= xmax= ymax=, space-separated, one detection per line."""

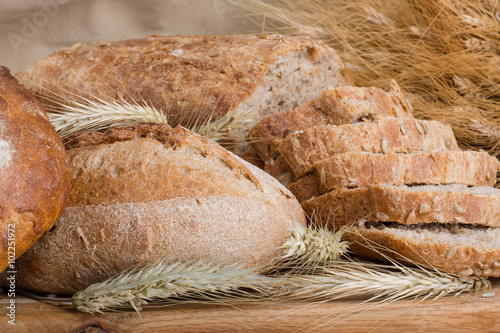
xmin=2 ymin=281 xmax=500 ymax=333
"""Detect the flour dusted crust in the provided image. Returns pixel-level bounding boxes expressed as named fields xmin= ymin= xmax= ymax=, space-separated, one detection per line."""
xmin=0 ymin=66 xmax=70 ymax=271
xmin=7 ymin=123 xmax=305 ymax=294
xmin=16 ymin=34 xmax=348 ymax=152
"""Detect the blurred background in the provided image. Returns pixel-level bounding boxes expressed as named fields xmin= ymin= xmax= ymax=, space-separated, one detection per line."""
xmin=0 ymin=0 xmax=256 ymax=73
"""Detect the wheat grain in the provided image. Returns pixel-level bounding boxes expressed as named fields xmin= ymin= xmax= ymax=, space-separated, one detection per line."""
xmin=72 ymin=259 xmax=272 ymax=313
xmin=281 ymin=221 xmax=349 ymax=264
xmin=272 ymin=260 xmax=488 ymax=302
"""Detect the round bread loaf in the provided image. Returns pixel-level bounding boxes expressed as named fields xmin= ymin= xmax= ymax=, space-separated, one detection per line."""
xmin=9 ymin=123 xmax=305 ymax=294
xmin=0 ymin=66 xmax=70 ymax=271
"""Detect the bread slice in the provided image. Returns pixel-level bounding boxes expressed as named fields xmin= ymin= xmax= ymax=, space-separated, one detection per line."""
xmin=288 ymin=150 xmax=498 ymax=201
xmin=248 ymin=81 xmax=413 ymax=161
xmin=287 ymin=174 xmax=321 ymax=202
xmin=15 ymin=34 xmax=349 ymax=153
xmin=346 ymin=222 xmax=500 ymax=277
xmin=302 ymin=184 xmax=500 ymax=230
xmin=279 ymin=117 xmax=458 ymax=178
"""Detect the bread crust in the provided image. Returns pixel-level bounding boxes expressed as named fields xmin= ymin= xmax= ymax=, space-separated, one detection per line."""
xmin=0 ymin=67 xmax=70 ymax=271
xmin=302 ymin=184 xmax=500 ymax=229
xmin=5 ymin=124 xmax=305 ymax=293
xmin=346 ymin=226 xmax=500 ymax=277
xmin=279 ymin=118 xmax=459 ymax=178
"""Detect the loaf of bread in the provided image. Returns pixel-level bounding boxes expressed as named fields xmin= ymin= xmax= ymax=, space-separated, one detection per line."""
xmin=15 ymin=34 xmax=349 ymax=153
xmin=0 ymin=67 xmax=70 ymax=271
xmin=5 ymin=123 xmax=305 ymax=294
xmin=244 ymin=80 xmax=500 ymax=277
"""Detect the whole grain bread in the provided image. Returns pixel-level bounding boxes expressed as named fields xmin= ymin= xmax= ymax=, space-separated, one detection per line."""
xmin=15 ymin=34 xmax=349 ymax=153
xmin=346 ymin=223 xmax=500 ymax=277
xmin=5 ymin=123 xmax=305 ymax=294
xmin=279 ymin=117 xmax=459 ymax=178
xmin=302 ymin=184 xmax=500 ymax=230
xmin=0 ymin=67 xmax=70 ymax=271
xmin=287 ymin=150 xmax=498 ymax=201
xmin=248 ymin=80 xmax=413 ymax=161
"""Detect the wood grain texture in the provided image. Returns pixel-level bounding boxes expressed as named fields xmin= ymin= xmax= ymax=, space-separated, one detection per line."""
xmin=2 ymin=282 xmax=500 ymax=332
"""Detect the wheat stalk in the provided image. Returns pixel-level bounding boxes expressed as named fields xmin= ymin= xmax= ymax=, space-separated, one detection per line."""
xmin=71 ymin=260 xmax=272 ymax=314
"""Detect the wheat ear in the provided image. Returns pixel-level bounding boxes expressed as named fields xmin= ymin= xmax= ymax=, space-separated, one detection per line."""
xmin=43 ymin=89 xmax=255 ymax=143
xmin=71 ymin=260 xmax=271 ymax=314
xmin=281 ymin=220 xmax=349 ymax=264
xmin=46 ymin=94 xmax=168 ymax=138
xmin=272 ymin=260 xmax=489 ymax=302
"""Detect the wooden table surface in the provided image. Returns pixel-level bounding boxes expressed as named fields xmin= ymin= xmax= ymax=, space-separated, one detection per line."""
xmin=2 ymin=282 xmax=500 ymax=333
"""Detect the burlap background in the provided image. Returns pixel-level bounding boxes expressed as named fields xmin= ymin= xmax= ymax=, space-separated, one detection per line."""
xmin=0 ymin=0 xmax=255 ymax=73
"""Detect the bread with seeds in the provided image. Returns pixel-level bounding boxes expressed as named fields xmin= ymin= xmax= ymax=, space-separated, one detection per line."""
xmin=302 ymin=184 xmax=500 ymax=230
xmin=2 ymin=123 xmax=305 ymax=294
xmin=287 ymin=150 xmax=498 ymax=201
xmin=247 ymin=80 xmax=413 ymax=162
xmin=346 ymin=222 xmax=500 ymax=277
xmin=279 ymin=117 xmax=458 ymax=178
xmin=15 ymin=34 xmax=349 ymax=154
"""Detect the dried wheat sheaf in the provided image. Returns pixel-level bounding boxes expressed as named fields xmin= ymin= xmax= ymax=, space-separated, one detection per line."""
xmin=232 ymin=0 xmax=500 ymax=156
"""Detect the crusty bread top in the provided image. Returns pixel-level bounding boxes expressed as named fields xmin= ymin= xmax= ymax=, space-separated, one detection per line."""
xmin=248 ymin=81 xmax=413 ymax=162
xmin=0 ymin=66 xmax=70 ymax=271
xmin=65 ymin=123 xmax=275 ymax=206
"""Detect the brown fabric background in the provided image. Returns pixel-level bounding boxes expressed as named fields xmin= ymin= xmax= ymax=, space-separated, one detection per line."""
xmin=0 ymin=0 xmax=256 ymax=73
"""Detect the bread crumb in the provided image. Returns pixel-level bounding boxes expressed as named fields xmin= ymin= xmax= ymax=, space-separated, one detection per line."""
xmin=482 ymin=292 xmax=495 ymax=298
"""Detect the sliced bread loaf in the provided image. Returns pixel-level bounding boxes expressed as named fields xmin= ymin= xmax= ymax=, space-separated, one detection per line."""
xmin=302 ymin=184 xmax=500 ymax=230
xmin=287 ymin=150 xmax=498 ymax=201
xmin=248 ymin=81 xmax=413 ymax=161
xmin=279 ymin=117 xmax=458 ymax=178
xmin=346 ymin=222 xmax=500 ymax=277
